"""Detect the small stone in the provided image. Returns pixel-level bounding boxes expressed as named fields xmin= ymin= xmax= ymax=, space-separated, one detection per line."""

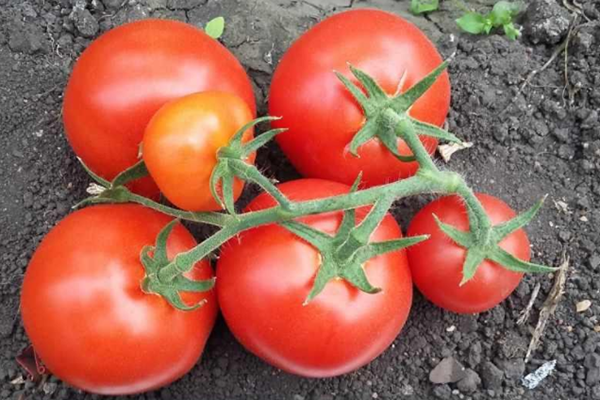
xmin=457 ymin=369 xmax=481 ymax=393
xmin=468 ymin=342 xmax=482 ymax=367
xmin=586 ymin=354 xmax=600 ymax=369
xmin=167 ymin=0 xmax=203 ymax=9
xmin=480 ymin=361 xmax=504 ymax=389
xmin=577 ymin=300 xmax=592 ymax=313
xmin=8 ymin=26 xmax=47 ymax=54
xmin=432 ymin=384 xmax=452 ymax=399
xmin=499 ymin=359 xmax=525 ymax=379
xmin=588 ymin=369 xmax=600 ymax=386
xmin=429 ymin=357 xmax=467 ymax=384
xmin=103 ymin=0 xmax=122 ymax=10
xmin=553 ymin=128 xmax=569 ymax=142
xmin=524 ymin=0 xmax=571 ymax=45
xmin=70 ymin=7 xmax=99 ymax=38
xmin=588 ymin=254 xmax=600 ymax=270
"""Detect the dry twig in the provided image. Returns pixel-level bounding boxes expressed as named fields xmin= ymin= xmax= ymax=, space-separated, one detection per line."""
xmin=517 ymin=282 xmax=541 ymax=325
xmin=524 ymin=252 xmax=569 ymax=363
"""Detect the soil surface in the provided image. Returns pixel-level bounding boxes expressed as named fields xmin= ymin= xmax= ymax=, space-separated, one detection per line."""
xmin=1 ymin=0 xmax=599 ymax=399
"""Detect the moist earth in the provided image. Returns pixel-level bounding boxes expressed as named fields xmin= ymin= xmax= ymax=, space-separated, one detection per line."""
xmin=1 ymin=0 xmax=599 ymax=399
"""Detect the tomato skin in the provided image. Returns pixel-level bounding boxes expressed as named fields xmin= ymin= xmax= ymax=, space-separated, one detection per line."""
xmin=20 ymin=205 xmax=217 ymax=395
xmin=63 ymin=19 xmax=255 ymax=197
xmin=406 ymin=194 xmax=529 ymax=314
xmin=143 ymin=92 xmax=254 ymax=211
xmin=269 ymin=9 xmax=450 ymax=187
xmin=217 ymin=179 xmax=413 ymax=377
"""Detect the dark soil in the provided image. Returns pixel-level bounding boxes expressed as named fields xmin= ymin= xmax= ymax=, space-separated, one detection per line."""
xmin=1 ymin=0 xmax=599 ymax=399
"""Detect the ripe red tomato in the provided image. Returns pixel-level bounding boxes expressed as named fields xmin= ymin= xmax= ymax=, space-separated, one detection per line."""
xmin=143 ymin=92 xmax=254 ymax=211
xmin=406 ymin=194 xmax=529 ymax=314
xmin=217 ymin=179 xmax=413 ymax=377
xmin=20 ymin=205 xmax=217 ymax=395
xmin=269 ymin=9 xmax=450 ymax=187
xmin=63 ymin=19 xmax=255 ymax=197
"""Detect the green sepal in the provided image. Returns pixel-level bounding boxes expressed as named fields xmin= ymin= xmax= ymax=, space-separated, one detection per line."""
xmin=410 ymin=117 xmax=462 ymax=143
xmin=355 ymin=235 xmax=429 ymax=263
xmin=340 ymin=263 xmax=381 ymax=294
xmin=335 ymin=174 xmax=362 ymax=239
xmin=335 ymin=71 xmax=373 ymax=116
xmin=303 ymin=259 xmax=337 ymax=305
xmin=433 ymin=214 xmax=473 ymax=247
xmin=243 ymin=128 xmax=287 ymax=156
xmin=77 ymin=158 xmax=110 ymax=187
xmin=172 ymin=275 xmax=216 ymax=292
xmin=488 ymin=247 xmax=557 ymax=274
xmin=139 ymin=221 xmax=215 ymax=312
xmin=490 ymin=196 xmax=546 ymax=242
xmin=153 ymin=219 xmax=180 ymax=265
xmin=281 ymin=220 xmax=331 ymax=251
xmin=392 ymin=61 xmax=448 ymax=113
xmin=111 ymin=160 xmax=149 ymax=188
xmin=348 ymin=64 xmax=388 ymax=102
xmin=459 ymin=248 xmax=486 ymax=285
xmin=378 ymin=123 xmax=417 ymax=162
xmin=349 ymin=118 xmax=379 ymax=156
xmin=163 ymin=289 xmax=206 ymax=312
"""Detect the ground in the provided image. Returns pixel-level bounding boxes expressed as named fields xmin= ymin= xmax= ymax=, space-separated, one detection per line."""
xmin=0 ymin=0 xmax=599 ymax=399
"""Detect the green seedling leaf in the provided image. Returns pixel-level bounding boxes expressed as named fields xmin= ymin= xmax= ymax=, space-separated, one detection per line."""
xmin=205 ymin=16 xmax=225 ymax=39
xmin=456 ymin=12 xmax=487 ymax=34
xmin=490 ymin=1 xmax=522 ymax=26
xmin=503 ymin=22 xmax=520 ymax=40
xmin=411 ymin=0 xmax=439 ymax=14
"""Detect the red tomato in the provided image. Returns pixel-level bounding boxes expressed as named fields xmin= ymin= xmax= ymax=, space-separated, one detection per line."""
xmin=269 ymin=9 xmax=450 ymax=187
xmin=143 ymin=92 xmax=254 ymax=211
xmin=406 ymin=194 xmax=529 ymax=314
xmin=63 ymin=19 xmax=255 ymax=197
xmin=20 ymin=205 xmax=217 ymax=395
xmin=217 ymin=179 xmax=413 ymax=377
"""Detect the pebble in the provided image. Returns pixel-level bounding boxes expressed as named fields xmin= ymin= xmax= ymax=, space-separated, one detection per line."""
xmin=480 ymin=361 xmax=504 ymax=389
xmin=457 ymin=369 xmax=481 ymax=393
xmin=429 ymin=357 xmax=467 ymax=384
xmin=499 ymin=359 xmax=525 ymax=379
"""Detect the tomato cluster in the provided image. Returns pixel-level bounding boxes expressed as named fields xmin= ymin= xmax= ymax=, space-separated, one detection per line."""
xmin=20 ymin=10 xmax=534 ymax=396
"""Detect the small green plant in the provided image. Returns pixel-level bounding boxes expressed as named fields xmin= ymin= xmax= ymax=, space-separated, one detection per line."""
xmin=456 ymin=1 xmax=523 ymax=40
xmin=410 ymin=0 xmax=440 ymax=15
xmin=204 ymin=16 xmax=225 ymax=39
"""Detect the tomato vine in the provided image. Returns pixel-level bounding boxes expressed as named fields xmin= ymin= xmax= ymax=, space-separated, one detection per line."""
xmin=79 ymin=62 xmax=555 ymax=311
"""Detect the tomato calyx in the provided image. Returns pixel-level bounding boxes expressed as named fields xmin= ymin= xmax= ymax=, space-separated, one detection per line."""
xmin=210 ymin=116 xmax=291 ymax=215
xmin=336 ymin=61 xmax=460 ymax=160
xmin=140 ymin=219 xmax=215 ymax=311
xmin=75 ymin=158 xmax=149 ymax=208
xmin=433 ymin=195 xmax=557 ymax=285
xmin=282 ymin=177 xmax=428 ymax=304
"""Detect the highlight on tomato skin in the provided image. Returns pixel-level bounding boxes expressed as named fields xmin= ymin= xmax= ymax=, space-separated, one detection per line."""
xmin=62 ymin=18 xmax=256 ymax=199
xmin=406 ymin=194 xmax=530 ymax=314
xmin=20 ymin=204 xmax=218 ymax=395
xmin=269 ymin=9 xmax=451 ymax=187
xmin=216 ymin=179 xmax=413 ymax=378
xmin=143 ymin=91 xmax=255 ymax=212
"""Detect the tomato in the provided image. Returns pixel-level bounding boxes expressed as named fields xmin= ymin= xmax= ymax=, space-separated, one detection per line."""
xmin=269 ymin=9 xmax=450 ymax=187
xmin=216 ymin=179 xmax=413 ymax=377
xmin=63 ymin=19 xmax=255 ymax=198
xmin=406 ymin=194 xmax=529 ymax=314
xmin=20 ymin=205 xmax=217 ymax=395
xmin=143 ymin=92 xmax=253 ymax=211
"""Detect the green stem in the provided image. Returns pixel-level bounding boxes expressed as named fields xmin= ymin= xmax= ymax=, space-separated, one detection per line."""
xmin=126 ymin=193 xmax=232 ymax=227
xmin=158 ymin=171 xmax=464 ymax=280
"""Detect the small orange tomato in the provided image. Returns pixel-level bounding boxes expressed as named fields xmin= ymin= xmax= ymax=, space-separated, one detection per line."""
xmin=143 ymin=92 xmax=254 ymax=211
